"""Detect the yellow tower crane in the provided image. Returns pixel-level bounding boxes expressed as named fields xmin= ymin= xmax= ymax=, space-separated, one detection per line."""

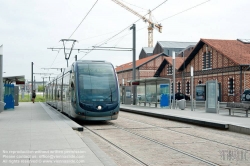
xmin=112 ymin=0 xmax=162 ymax=47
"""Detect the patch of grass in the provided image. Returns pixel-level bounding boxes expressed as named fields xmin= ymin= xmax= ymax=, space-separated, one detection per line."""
xmin=19 ymin=94 xmax=45 ymax=102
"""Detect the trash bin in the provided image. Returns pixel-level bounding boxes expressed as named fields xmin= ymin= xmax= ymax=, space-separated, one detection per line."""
xmin=178 ymin=99 xmax=186 ymax=110
xmin=0 ymin=101 xmax=6 ymax=113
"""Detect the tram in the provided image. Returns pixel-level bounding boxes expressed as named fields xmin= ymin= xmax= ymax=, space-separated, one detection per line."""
xmin=45 ymin=60 xmax=120 ymax=121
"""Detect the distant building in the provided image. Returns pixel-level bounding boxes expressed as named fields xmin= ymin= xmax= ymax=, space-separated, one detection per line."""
xmin=153 ymin=41 xmax=197 ymax=56
xmin=139 ymin=47 xmax=154 ymax=59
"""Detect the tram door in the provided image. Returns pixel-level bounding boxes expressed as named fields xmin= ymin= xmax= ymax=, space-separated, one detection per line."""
xmin=196 ymin=84 xmax=206 ymax=101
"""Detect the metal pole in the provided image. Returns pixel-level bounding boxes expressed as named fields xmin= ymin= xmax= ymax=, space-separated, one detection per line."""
xmin=191 ymin=66 xmax=194 ymax=111
xmin=130 ymin=24 xmax=136 ymax=105
xmin=182 ymin=51 xmax=185 ymax=94
xmin=240 ymin=66 xmax=242 ymax=98
xmin=43 ymin=77 xmax=44 ymax=97
xmin=0 ymin=45 xmax=3 ymax=101
xmin=172 ymin=51 xmax=175 ymax=109
xmin=34 ymin=76 xmax=35 ymax=91
xmin=31 ymin=62 xmax=33 ymax=94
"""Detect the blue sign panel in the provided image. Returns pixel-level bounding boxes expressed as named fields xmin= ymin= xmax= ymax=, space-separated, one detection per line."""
xmin=160 ymin=84 xmax=170 ymax=108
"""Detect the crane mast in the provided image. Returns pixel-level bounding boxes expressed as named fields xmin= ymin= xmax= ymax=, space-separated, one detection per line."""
xmin=112 ymin=0 xmax=162 ymax=47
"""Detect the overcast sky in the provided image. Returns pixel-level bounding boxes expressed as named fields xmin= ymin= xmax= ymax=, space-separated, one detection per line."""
xmin=1 ymin=0 xmax=250 ymax=82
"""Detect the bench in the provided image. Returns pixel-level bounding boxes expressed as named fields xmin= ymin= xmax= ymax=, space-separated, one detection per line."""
xmin=224 ymin=102 xmax=250 ymax=117
xmin=138 ymin=100 xmax=147 ymax=106
xmin=138 ymin=100 xmax=159 ymax=107
xmin=149 ymin=102 xmax=160 ymax=107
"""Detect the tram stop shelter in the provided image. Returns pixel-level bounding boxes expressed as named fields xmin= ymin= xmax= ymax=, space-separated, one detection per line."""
xmin=130 ymin=77 xmax=171 ymax=108
xmin=1 ymin=75 xmax=25 ymax=110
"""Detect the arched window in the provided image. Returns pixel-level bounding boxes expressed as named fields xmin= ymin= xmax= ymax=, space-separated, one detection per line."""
xmin=186 ymin=81 xmax=190 ymax=95
xmin=202 ymin=51 xmax=212 ymax=69
xmin=171 ymin=82 xmax=173 ymax=94
xmin=167 ymin=65 xmax=172 ymax=75
xmin=177 ymin=82 xmax=181 ymax=93
xmin=228 ymin=77 xmax=234 ymax=95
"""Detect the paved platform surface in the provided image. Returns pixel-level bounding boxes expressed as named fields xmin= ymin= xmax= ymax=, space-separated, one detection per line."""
xmin=0 ymin=102 xmax=116 ymax=166
xmin=120 ymin=104 xmax=250 ymax=135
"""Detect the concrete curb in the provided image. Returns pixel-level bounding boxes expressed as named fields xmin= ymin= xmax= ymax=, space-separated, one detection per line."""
xmin=40 ymin=102 xmax=84 ymax=131
xmin=120 ymin=108 xmax=229 ymax=130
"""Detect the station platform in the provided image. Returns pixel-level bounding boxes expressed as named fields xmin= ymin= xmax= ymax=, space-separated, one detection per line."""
xmin=120 ymin=104 xmax=250 ymax=135
xmin=0 ymin=102 xmax=117 ymax=166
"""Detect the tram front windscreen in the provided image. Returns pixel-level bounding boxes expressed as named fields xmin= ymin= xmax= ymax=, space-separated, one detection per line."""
xmin=77 ymin=63 xmax=118 ymax=104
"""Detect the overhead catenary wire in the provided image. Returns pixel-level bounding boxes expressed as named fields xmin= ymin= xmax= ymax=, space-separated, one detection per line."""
xmin=96 ymin=0 xmax=211 ymax=48
xmin=79 ymin=0 xmax=168 ymax=60
xmin=97 ymin=0 xmax=210 ymax=47
xmin=159 ymin=0 xmax=211 ymax=22
xmin=47 ymin=0 xmax=99 ymax=74
xmin=120 ymin=0 xmax=147 ymax=11
xmin=51 ymin=0 xmax=211 ymax=65
xmin=68 ymin=0 xmax=99 ymax=39
xmin=98 ymin=0 xmax=167 ymax=46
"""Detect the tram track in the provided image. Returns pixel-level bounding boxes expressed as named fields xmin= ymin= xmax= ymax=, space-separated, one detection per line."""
xmin=84 ymin=125 xmax=149 ymax=166
xmin=79 ymin=112 xmax=249 ymax=165
xmin=83 ymin=123 xmax=220 ymax=166
xmin=119 ymin=116 xmax=250 ymax=152
xmin=106 ymin=122 xmax=219 ymax=166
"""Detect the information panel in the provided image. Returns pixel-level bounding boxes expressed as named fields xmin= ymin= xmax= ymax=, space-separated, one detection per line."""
xmin=206 ymin=80 xmax=218 ymax=113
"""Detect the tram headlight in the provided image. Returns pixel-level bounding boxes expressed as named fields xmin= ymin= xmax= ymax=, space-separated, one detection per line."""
xmin=97 ymin=106 xmax=102 ymax=110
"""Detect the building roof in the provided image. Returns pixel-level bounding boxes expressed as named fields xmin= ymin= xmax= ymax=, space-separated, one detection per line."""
xmin=179 ymin=45 xmax=196 ymax=54
xmin=153 ymin=57 xmax=184 ymax=77
xmin=115 ymin=53 xmax=167 ymax=72
xmin=143 ymin=47 xmax=154 ymax=54
xmin=157 ymin=41 xmax=197 ymax=49
xmin=164 ymin=57 xmax=184 ymax=69
xmin=179 ymin=39 xmax=250 ymax=70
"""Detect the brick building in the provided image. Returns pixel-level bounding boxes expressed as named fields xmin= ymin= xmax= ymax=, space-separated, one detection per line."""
xmin=116 ymin=53 xmax=168 ymax=86
xmin=115 ymin=39 xmax=250 ymax=102
xmin=156 ymin=39 xmax=250 ymax=102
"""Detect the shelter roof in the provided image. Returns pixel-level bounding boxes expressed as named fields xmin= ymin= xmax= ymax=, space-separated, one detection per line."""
xmin=128 ymin=77 xmax=171 ymax=84
xmin=3 ymin=75 xmax=25 ymax=84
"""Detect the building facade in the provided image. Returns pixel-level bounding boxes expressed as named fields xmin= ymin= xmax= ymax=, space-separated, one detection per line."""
xmin=156 ymin=39 xmax=250 ymax=102
xmin=116 ymin=39 xmax=250 ymax=102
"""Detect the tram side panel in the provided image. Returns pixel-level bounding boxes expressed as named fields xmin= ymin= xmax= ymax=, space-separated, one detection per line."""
xmin=62 ymin=72 xmax=71 ymax=115
xmin=47 ymin=83 xmax=52 ymax=105
xmin=56 ymin=77 xmax=63 ymax=112
xmin=69 ymin=65 xmax=77 ymax=118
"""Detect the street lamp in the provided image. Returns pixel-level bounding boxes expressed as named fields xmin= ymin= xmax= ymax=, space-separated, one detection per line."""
xmin=172 ymin=51 xmax=175 ymax=109
xmin=191 ymin=66 xmax=194 ymax=111
xmin=116 ymin=65 xmax=125 ymax=104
